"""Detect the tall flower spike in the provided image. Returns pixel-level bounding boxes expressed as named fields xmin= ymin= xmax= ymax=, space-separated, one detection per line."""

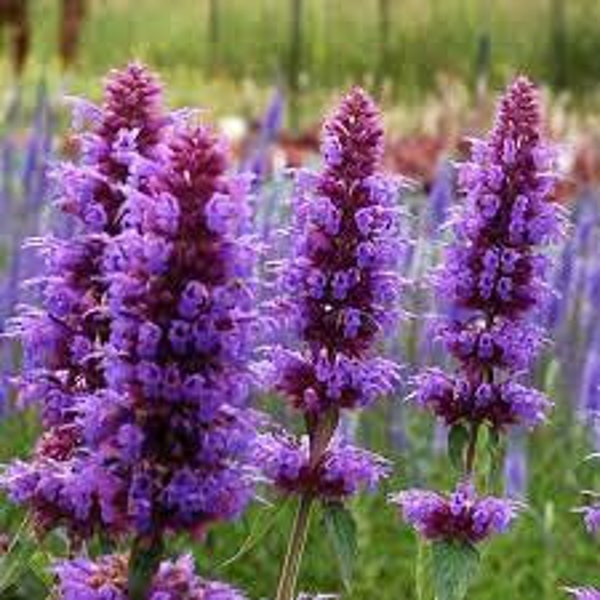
xmin=414 ymin=75 xmax=564 ymax=433
xmin=394 ymin=76 xmax=564 ymax=555
xmin=53 ymin=553 xmax=247 ymax=600
xmin=266 ymin=88 xmax=405 ymax=600
xmin=267 ymin=86 xmax=404 ymax=416
xmin=1 ymin=63 xmax=169 ymax=539
xmin=88 ymin=124 xmax=258 ymax=537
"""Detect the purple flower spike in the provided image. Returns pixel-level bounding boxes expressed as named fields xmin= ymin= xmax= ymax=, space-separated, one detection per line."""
xmin=255 ymin=433 xmax=389 ymax=500
xmin=391 ymin=481 xmax=521 ymax=545
xmin=53 ymin=553 xmax=246 ymax=600
xmin=1 ymin=63 xmax=169 ymax=538
xmin=88 ymin=125 xmax=258 ymax=537
xmin=410 ymin=76 xmax=564 ymax=435
xmin=268 ymin=87 xmax=405 ymax=415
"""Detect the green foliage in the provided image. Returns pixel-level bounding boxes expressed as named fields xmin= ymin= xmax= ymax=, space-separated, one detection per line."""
xmin=5 ymin=0 xmax=600 ymax=121
xmin=432 ymin=540 xmax=480 ymax=600
xmin=448 ymin=424 xmax=470 ymax=472
xmin=322 ymin=502 xmax=358 ymax=591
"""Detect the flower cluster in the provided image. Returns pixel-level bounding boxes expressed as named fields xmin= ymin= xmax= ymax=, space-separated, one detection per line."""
xmin=255 ymin=433 xmax=389 ymax=500
xmin=414 ymin=76 xmax=563 ymax=432
xmin=258 ymin=88 xmax=403 ymax=507
xmin=394 ymin=76 xmax=563 ymax=550
xmin=1 ymin=63 xmax=169 ymax=538
xmin=414 ymin=368 xmax=551 ymax=429
xmin=1 ymin=64 xmax=254 ymax=597
xmin=17 ymin=63 xmax=166 ymax=423
xmin=391 ymin=481 xmax=521 ymax=544
xmin=267 ymin=86 xmax=404 ymax=416
xmin=54 ymin=553 xmax=246 ymax=600
xmin=83 ymin=124 xmax=258 ymax=537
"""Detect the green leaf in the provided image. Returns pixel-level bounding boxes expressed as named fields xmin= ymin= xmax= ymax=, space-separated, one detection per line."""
xmin=323 ymin=502 xmax=358 ymax=591
xmin=432 ymin=540 xmax=480 ymax=600
xmin=0 ymin=517 xmax=38 ymax=593
xmin=448 ymin=424 xmax=470 ymax=472
xmin=128 ymin=538 xmax=164 ymax=600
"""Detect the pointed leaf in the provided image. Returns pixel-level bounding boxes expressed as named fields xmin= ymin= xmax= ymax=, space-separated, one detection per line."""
xmin=432 ymin=540 xmax=480 ymax=600
xmin=323 ymin=502 xmax=358 ymax=591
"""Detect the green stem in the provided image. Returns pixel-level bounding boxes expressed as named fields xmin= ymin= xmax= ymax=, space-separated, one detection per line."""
xmin=275 ymin=408 xmax=338 ymax=600
xmin=275 ymin=493 xmax=315 ymax=600
xmin=465 ymin=422 xmax=479 ymax=476
xmin=128 ymin=536 xmax=164 ymax=600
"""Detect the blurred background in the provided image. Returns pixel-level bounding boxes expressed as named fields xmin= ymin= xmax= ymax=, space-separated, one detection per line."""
xmin=2 ymin=2 xmax=600 ymax=600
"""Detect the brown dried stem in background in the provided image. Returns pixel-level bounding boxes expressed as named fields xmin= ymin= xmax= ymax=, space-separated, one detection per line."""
xmin=59 ymin=0 xmax=87 ymax=70
xmin=0 ymin=0 xmax=30 ymax=76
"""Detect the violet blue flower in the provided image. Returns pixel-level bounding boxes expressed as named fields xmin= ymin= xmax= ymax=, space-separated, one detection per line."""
xmin=391 ymin=480 xmax=521 ymax=544
xmin=86 ymin=124 xmax=259 ymax=537
xmin=413 ymin=76 xmax=564 ymax=432
xmin=255 ymin=433 xmax=389 ymax=500
xmin=53 ymin=553 xmax=246 ymax=600
xmin=266 ymin=87 xmax=404 ymax=416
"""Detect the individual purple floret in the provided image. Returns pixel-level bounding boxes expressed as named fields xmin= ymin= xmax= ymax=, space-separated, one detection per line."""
xmin=53 ymin=553 xmax=246 ymax=600
xmin=565 ymin=588 xmax=600 ymax=600
xmin=255 ymin=433 xmax=389 ymax=500
xmin=391 ymin=480 xmax=521 ymax=544
xmin=414 ymin=369 xmax=551 ymax=430
xmin=87 ymin=124 xmax=258 ymax=537
xmin=267 ymin=86 xmax=404 ymax=416
xmin=576 ymin=501 xmax=600 ymax=534
xmin=411 ymin=76 xmax=564 ymax=433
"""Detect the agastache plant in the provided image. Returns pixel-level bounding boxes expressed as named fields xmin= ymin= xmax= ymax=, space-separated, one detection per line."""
xmin=2 ymin=63 xmax=168 ymax=538
xmin=95 ymin=122 xmax=258 ymax=567
xmin=1 ymin=64 xmax=253 ymax=599
xmin=391 ymin=76 xmax=565 ymax=598
xmin=260 ymin=87 xmax=404 ymax=600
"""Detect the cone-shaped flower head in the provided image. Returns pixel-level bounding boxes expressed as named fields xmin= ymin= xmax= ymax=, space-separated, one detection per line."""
xmin=87 ymin=124 xmax=258 ymax=537
xmin=1 ymin=64 xmax=169 ymax=538
xmin=267 ymin=87 xmax=404 ymax=415
xmin=414 ymin=76 xmax=565 ymax=432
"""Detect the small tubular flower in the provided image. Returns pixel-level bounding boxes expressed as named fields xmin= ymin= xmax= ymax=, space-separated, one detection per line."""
xmin=391 ymin=481 xmax=521 ymax=545
xmin=268 ymin=87 xmax=405 ymax=416
xmin=53 ymin=553 xmax=246 ymax=600
xmin=255 ymin=433 xmax=389 ymax=500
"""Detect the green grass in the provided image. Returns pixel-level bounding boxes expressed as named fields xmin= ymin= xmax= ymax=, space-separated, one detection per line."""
xmin=4 ymin=0 xmax=600 ymax=125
